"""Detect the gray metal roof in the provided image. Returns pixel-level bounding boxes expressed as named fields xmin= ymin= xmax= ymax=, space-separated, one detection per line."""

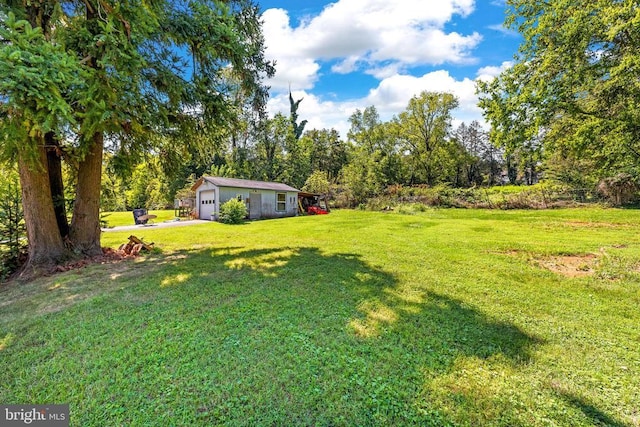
xmin=202 ymin=176 xmax=300 ymax=192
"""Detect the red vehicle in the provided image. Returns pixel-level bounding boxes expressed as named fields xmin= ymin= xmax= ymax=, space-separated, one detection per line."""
xmin=298 ymin=192 xmax=330 ymax=215
xmin=307 ymin=205 xmax=328 ymax=215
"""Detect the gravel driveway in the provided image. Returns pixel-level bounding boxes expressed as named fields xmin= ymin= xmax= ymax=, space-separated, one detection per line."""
xmin=102 ymin=219 xmax=210 ymax=232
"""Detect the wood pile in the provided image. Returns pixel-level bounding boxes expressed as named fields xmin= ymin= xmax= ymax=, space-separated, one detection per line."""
xmin=118 ymin=235 xmax=154 ymax=256
xmin=48 ymin=236 xmax=154 ymax=274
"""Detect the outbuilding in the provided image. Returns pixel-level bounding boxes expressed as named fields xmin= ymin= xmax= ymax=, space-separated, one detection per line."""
xmin=192 ymin=176 xmax=300 ymax=221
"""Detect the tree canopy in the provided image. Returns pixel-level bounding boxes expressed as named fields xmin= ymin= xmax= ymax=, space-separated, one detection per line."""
xmin=478 ymin=0 xmax=640 ymax=178
xmin=0 ymin=0 xmax=274 ymax=272
xmin=395 ymin=92 xmax=459 ymax=185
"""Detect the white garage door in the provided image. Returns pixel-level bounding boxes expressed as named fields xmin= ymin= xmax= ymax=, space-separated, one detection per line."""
xmin=199 ymin=190 xmax=216 ymax=220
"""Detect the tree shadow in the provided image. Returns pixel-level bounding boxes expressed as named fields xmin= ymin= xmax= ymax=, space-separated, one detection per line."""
xmin=2 ymin=243 xmax=630 ymax=425
xmin=136 ymin=245 xmax=544 ymax=424
xmin=553 ymin=389 xmax=628 ymax=427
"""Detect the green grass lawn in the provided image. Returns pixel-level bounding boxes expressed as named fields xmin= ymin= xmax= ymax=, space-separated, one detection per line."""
xmin=1 ymin=208 xmax=639 ymax=426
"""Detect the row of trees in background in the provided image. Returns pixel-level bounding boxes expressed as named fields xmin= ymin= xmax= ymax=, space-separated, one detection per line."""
xmin=92 ymin=0 xmax=640 ymax=218
xmin=112 ymin=0 xmax=636 ymax=211
xmin=109 ymin=90 xmax=516 ymax=211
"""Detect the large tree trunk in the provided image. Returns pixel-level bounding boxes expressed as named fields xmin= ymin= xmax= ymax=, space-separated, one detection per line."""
xmin=18 ymin=144 xmax=68 ymax=273
xmin=69 ymin=132 xmax=103 ymax=256
xmin=45 ymin=132 xmax=70 ymax=238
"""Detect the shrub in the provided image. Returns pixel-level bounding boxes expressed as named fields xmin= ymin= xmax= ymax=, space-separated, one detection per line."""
xmin=219 ymin=199 xmax=247 ymax=224
xmin=302 ymin=170 xmax=331 ymax=195
xmin=597 ymin=173 xmax=639 ymax=206
xmin=0 ymin=168 xmax=26 ymax=279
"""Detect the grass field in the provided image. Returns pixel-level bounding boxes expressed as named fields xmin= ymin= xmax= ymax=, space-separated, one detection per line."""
xmin=1 ymin=208 xmax=639 ymax=426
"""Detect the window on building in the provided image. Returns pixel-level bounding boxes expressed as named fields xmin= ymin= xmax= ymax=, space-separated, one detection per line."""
xmin=276 ymin=193 xmax=286 ymax=211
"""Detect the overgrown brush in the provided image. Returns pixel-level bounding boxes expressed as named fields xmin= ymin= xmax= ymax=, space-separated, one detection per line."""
xmin=365 ymin=183 xmax=605 ymax=211
xmin=596 ymin=173 xmax=639 ymax=206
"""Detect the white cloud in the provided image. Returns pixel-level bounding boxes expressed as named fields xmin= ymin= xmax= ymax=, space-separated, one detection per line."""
xmin=266 ymin=69 xmax=500 ymax=138
xmin=331 ymin=56 xmax=360 ymax=74
xmin=267 ymin=90 xmax=359 ymax=138
xmin=261 ymin=8 xmax=321 ymax=90
xmin=364 ymin=70 xmax=482 ymax=125
xmin=260 ymin=1 xmax=515 ymax=136
xmin=365 ymin=63 xmax=403 ymax=80
xmin=487 ymin=23 xmax=519 ymax=37
xmin=261 ymin=0 xmax=482 ymax=90
xmin=476 ymin=61 xmax=513 ymax=82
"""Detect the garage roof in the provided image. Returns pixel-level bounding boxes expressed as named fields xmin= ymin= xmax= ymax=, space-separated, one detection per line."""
xmin=193 ymin=176 xmax=300 ymax=192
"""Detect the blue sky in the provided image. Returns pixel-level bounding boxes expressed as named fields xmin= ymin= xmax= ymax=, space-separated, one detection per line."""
xmin=255 ymin=0 xmax=521 ymax=138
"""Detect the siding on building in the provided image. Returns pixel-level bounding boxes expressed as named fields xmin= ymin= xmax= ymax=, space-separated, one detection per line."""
xmin=192 ymin=177 xmax=300 ymax=220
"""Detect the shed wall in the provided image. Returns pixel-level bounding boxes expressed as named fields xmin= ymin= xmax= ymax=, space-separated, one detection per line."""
xmin=195 ymin=181 xmax=218 ymax=220
xmin=196 ymin=183 xmax=298 ymax=220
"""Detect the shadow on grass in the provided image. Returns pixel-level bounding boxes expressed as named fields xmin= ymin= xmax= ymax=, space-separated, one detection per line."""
xmin=2 ymin=245 xmax=621 ymax=425
xmin=134 ymin=246 xmax=544 ymax=424
xmin=554 ymin=390 xmax=628 ymax=427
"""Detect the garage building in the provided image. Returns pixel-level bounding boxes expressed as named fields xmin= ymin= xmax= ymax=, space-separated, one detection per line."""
xmin=192 ymin=176 xmax=300 ymax=220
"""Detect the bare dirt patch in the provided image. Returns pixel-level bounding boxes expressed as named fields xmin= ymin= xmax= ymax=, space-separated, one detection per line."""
xmin=494 ymin=249 xmax=600 ymax=278
xmin=563 ymin=221 xmax=628 ymax=229
xmin=535 ymin=254 xmax=598 ymax=278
